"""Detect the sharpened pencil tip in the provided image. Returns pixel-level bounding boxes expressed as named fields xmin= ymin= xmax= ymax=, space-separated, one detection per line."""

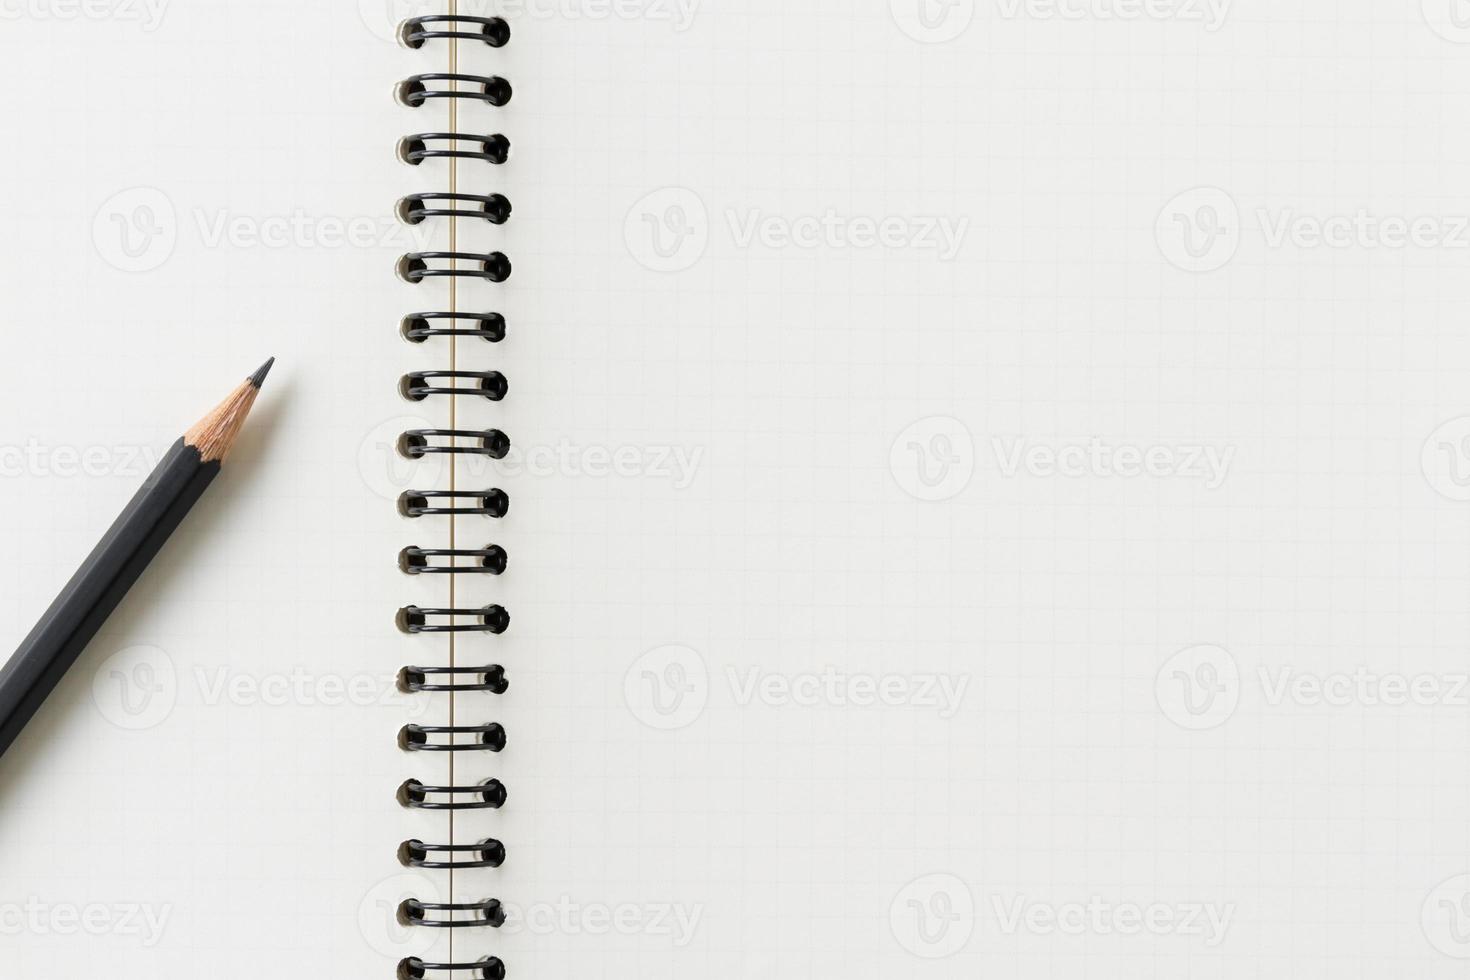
xmin=248 ymin=357 xmax=275 ymax=389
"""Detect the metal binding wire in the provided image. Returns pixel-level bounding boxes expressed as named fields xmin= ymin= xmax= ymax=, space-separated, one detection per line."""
xmin=399 ymin=838 xmax=507 ymax=870
xmin=398 ymin=957 xmax=507 ymax=980
xmin=398 ymin=133 xmax=510 ymax=167
xmin=398 ymin=193 xmax=511 ymax=225
xmin=397 ymin=251 xmax=512 ymax=283
xmin=398 ymin=14 xmax=510 ymax=48
xmin=399 ymin=724 xmax=507 ymax=754
xmin=400 ymin=665 xmax=510 ymax=694
xmin=394 ymin=12 xmax=511 ymax=964
xmin=399 ymin=545 xmax=508 ymax=575
xmin=401 ymin=312 xmax=507 ymax=344
xmin=398 ymin=779 xmax=508 ymax=811
xmin=396 ymin=605 xmax=511 ymax=634
xmin=396 ymin=74 xmax=512 ymax=108
xmin=398 ymin=899 xmax=507 ymax=929
xmin=397 ymin=429 xmax=510 ymax=460
xmin=399 ymin=371 xmax=508 ymax=401
xmin=398 ymin=489 xmax=510 ymax=518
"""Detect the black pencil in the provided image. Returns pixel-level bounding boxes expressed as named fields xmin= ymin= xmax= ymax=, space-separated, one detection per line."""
xmin=0 ymin=359 xmax=274 ymax=759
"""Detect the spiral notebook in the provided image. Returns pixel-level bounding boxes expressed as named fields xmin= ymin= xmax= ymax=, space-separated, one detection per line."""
xmin=7 ymin=2 xmax=1470 ymax=979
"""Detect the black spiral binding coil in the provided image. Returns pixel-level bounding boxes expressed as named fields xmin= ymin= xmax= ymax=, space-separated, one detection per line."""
xmin=399 ymin=134 xmax=511 ymax=167
xmin=398 ymin=489 xmax=509 ymax=519
xmin=400 ymin=899 xmax=508 ymax=929
xmin=398 ymin=193 xmax=512 ymax=225
xmin=400 ymin=371 xmax=508 ymax=402
xmin=399 ymin=958 xmax=507 ymax=980
xmin=399 ymin=428 xmax=511 ymax=460
xmin=397 ymin=606 xmax=511 ymax=635
xmin=394 ymin=12 xmax=511 ymax=966
xmin=396 ymin=74 xmax=514 ymax=109
xmin=400 ymin=839 xmax=507 ymax=870
xmin=397 ymin=250 xmax=512 ymax=284
xmin=400 ymin=665 xmax=510 ymax=693
xmin=399 ymin=545 xmax=508 ymax=576
xmin=401 ymin=311 xmax=507 ymax=343
xmin=398 ymin=778 xmax=508 ymax=811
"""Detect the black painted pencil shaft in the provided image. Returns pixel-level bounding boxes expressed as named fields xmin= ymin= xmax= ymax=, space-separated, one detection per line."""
xmin=0 ymin=361 xmax=271 ymax=760
xmin=0 ymin=442 xmax=216 ymax=756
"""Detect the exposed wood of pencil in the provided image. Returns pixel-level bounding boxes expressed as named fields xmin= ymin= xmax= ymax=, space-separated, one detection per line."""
xmin=0 ymin=359 xmax=274 ymax=760
xmin=185 ymin=356 xmax=274 ymax=463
